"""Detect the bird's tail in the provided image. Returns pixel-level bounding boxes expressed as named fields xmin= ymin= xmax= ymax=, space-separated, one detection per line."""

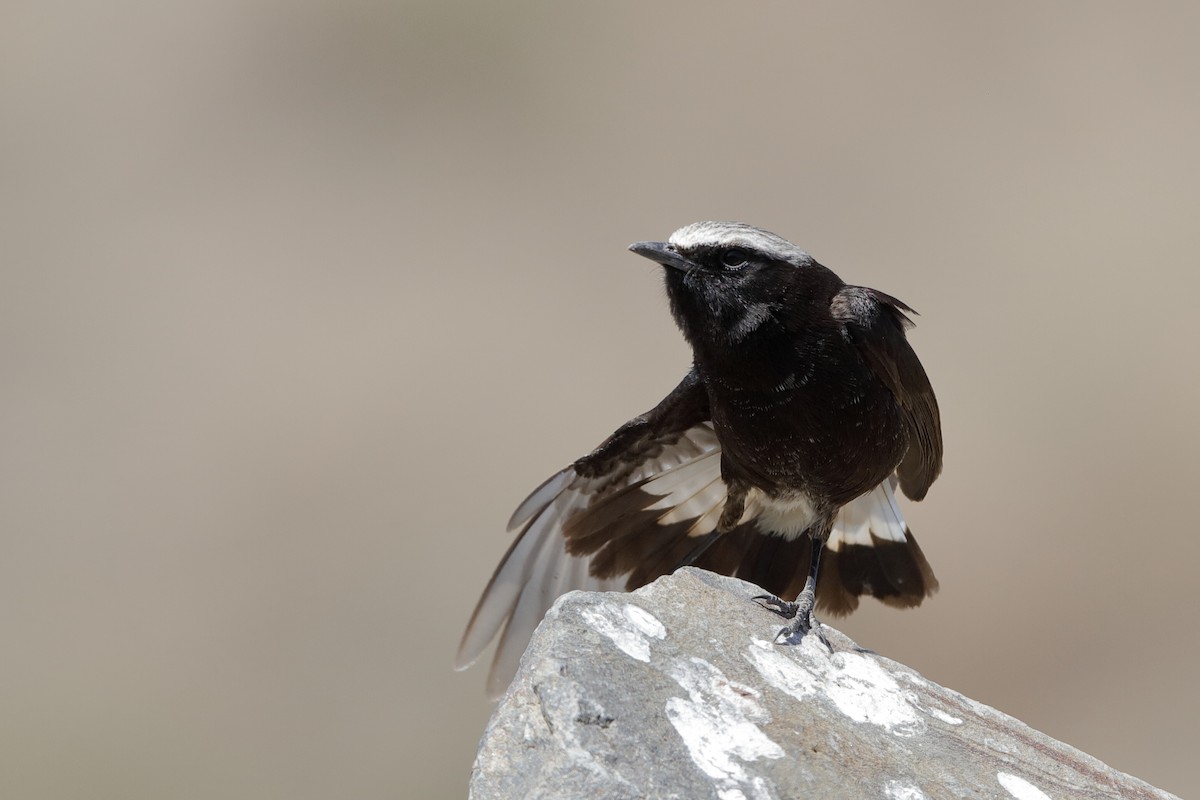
xmin=817 ymin=478 xmax=939 ymax=615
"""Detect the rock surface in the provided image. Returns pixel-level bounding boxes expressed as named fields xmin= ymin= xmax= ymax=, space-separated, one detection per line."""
xmin=469 ymin=568 xmax=1177 ymax=800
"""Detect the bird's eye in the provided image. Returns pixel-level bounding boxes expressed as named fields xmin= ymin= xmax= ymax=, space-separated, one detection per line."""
xmin=720 ymin=248 xmax=749 ymax=269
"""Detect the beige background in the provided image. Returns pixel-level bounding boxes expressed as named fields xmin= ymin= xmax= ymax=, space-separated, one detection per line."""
xmin=4 ymin=2 xmax=1198 ymax=798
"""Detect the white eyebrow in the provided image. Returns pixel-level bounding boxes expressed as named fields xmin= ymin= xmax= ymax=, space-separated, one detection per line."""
xmin=667 ymin=221 xmax=811 ymax=264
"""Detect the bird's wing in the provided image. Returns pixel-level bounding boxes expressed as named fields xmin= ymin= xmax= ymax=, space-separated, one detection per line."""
xmin=455 ymin=370 xmax=722 ymax=697
xmin=840 ymin=287 xmax=943 ymax=501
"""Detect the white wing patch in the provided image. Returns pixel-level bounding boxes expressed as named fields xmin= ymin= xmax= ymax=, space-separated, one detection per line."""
xmin=657 ymin=475 xmax=726 ymax=530
xmin=643 ymin=449 xmax=723 ymax=511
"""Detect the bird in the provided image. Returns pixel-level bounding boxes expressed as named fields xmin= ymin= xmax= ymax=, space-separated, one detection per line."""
xmin=456 ymin=221 xmax=943 ymax=697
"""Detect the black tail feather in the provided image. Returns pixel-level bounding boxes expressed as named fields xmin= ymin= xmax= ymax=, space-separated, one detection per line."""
xmin=818 ymin=527 xmax=938 ymax=615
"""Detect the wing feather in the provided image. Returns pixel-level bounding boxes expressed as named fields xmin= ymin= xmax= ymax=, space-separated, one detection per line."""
xmin=457 ymin=426 xmax=724 ymax=697
xmin=457 ymin=372 xmax=718 ymax=696
xmin=841 ymin=287 xmax=943 ymax=501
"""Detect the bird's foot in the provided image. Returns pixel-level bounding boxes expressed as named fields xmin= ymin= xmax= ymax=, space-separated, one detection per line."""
xmin=753 ymin=591 xmax=832 ymax=650
xmin=775 ymin=607 xmax=832 ymax=650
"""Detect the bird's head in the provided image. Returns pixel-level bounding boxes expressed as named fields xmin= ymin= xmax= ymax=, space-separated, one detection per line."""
xmin=629 ymin=221 xmax=840 ymax=352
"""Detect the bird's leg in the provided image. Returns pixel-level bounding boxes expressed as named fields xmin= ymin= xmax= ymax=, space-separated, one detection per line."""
xmin=754 ymin=532 xmax=832 ymax=650
xmin=716 ymin=483 xmax=747 ymax=532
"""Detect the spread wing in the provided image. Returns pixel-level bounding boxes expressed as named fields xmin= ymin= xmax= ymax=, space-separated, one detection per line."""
xmin=842 ymin=287 xmax=943 ymax=501
xmin=455 ymin=371 xmax=717 ymax=697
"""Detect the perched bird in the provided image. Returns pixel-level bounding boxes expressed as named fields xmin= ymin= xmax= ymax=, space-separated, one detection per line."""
xmin=456 ymin=221 xmax=943 ymax=697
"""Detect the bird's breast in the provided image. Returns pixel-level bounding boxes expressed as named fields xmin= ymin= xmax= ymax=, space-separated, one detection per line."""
xmin=708 ymin=368 xmax=907 ymax=507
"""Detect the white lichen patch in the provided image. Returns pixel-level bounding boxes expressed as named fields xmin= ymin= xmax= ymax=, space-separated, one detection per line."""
xmin=743 ymin=638 xmax=818 ymax=702
xmin=666 ymin=657 xmax=784 ymax=800
xmin=925 ymin=707 xmax=963 ymax=726
xmin=884 ymin=781 xmax=929 ymax=800
xmin=745 ymin=639 xmax=924 ymax=737
xmin=579 ymin=602 xmax=665 ymax=662
xmin=624 ymin=604 xmax=666 ymax=638
xmin=898 ymin=672 xmax=964 ymax=725
xmin=824 ymin=652 xmax=924 ymax=735
xmin=997 ymin=772 xmax=1052 ymax=800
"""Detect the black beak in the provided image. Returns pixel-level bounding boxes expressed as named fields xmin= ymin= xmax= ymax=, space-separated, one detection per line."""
xmin=629 ymin=241 xmax=693 ymax=272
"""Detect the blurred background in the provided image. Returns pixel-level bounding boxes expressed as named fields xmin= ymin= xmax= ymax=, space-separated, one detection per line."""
xmin=3 ymin=2 xmax=1198 ymax=798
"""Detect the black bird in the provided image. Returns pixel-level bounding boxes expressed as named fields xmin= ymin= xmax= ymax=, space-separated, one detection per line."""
xmin=457 ymin=221 xmax=943 ymax=697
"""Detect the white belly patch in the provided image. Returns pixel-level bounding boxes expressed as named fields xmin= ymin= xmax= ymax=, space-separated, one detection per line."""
xmin=751 ymin=491 xmax=818 ymax=540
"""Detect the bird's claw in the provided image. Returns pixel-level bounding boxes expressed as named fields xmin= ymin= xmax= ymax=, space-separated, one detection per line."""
xmin=754 ymin=592 xmax=832 ymax=651
xmin=774 ymin=614 xmax=832 ymax=651
xmin=752 ymin=593 xmax=799 ymax=619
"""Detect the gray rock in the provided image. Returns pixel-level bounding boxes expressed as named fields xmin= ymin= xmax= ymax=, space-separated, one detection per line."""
xmin=469 ymin=568 xmax=1177 ymax=800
